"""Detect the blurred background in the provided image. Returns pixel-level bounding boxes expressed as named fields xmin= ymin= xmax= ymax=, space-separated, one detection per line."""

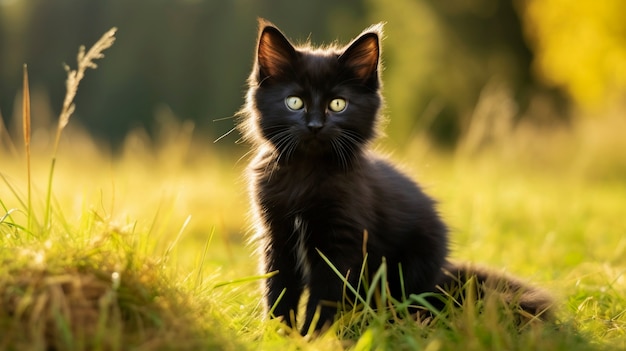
xmin=0 ymin=2 xmax=625 ymax=347
xmin=1 ymin=0 xmax=624 ymax=153
xmin=0 ymin=0 xmax=625 ymax=305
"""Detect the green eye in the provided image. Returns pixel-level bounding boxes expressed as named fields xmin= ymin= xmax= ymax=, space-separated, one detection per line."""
xmin=285 ymin=96 xmax=304 ymax=111
xmin=328 ymin=98 xmax=347 ymax=112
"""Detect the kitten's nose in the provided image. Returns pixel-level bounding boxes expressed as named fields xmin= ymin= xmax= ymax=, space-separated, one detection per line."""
xmin=307 ymin=114 xmax=324 ymax=133
xmin=307 ymin=120 xmax=323 ymax=133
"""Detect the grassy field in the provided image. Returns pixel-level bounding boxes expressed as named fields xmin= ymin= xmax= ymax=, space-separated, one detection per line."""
xmin=1 ymin=34 xmax=625 ymax=350
xmin=1 ymin=110 xmax=625 ymax=350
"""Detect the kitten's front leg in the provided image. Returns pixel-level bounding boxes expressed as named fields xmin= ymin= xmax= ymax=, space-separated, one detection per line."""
xmin=300 ymin=252 xmax=360 ymax=334
xmin=263 ymin=239 xmax=303 ymax=329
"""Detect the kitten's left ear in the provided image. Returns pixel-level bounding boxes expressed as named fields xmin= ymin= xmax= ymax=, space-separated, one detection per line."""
xmin=339 ymin=24 xmax=382 ymax=82
xmin=256 ymin=21 xmax=297 ymax=81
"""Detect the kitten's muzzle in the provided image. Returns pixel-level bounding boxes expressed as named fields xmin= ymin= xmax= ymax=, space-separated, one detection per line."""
xmin=306 ymin=113 xmax=325 ymax=133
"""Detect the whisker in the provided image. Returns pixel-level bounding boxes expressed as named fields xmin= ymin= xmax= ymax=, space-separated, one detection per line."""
xmin=235 ymin=148 xmax=257 ymax=166
xmin=214 ymin=127 xmax=237 ymax=143
xmin=330 ymin=128 xmax=367 ymax=170
xmin=270 ymin=129 xmax=299 ymax=164
xmin=285 ymin=138 xmax=299 ymax=163
xmin=331 ymin=136 xmax=351 ymax=170
xmin=212 ymin=114 xmax=237 ymax=122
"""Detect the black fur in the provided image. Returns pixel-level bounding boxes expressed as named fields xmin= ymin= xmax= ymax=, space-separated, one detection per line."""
xmin=240 ymin=19 xmax=552 ymax=334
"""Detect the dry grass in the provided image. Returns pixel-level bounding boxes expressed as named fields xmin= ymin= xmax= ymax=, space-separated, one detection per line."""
xmin=0 ymin=28 xmax=243 ymax=350
xmin=54 ymin=27 xmax=116 ymax=156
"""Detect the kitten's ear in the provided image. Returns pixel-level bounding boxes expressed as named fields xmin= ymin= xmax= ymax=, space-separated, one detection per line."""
xmin=256 ymin=21 xmax=297 ymax=81
xmin=339 ymin=25 xmax=382 ymax=82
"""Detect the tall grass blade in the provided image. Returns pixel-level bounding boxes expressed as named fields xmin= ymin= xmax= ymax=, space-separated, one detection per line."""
xmin=22 ymin=64 xmax=33 ymax=231
xmin=267 ymin=287 xmax=286 ymax=318
xmin=316 ymin=249 xmax=372 ymax=312
xmin=163 ymin=214 xmax=191 ymax=261
xmin=213 ymin=271 xmax=277 ymax=289
xmin=44 ymin=158 xmax=56 ymax=231
xmin=365 ymin=259 xmax=387 ymax=309
xmin=408 ymin=293 xmax=444 ymax=318
xmin=0 ymin=171 xmax=27 ymax=211
xmin=0 ymin=207 xmax=17 ymax=225
xmin=194 ymin=227 xmax=215 ymax=292
xmin=44 ymin=28 xmax=117 ymax=230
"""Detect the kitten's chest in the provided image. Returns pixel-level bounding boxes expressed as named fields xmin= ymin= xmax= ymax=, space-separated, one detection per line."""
xmin=257 ymin=160 xmax=347 ymax=210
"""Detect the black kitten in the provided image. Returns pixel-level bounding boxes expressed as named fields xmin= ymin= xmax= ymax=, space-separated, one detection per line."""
xmin=240 ymin=19 xmax=552 ymax=334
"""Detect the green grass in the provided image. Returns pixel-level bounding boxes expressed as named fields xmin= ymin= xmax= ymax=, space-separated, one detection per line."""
xmin=2 ymin=117 xmax=624 ymax=351
xmin=1 ymin=31 xmax=625 ymax=350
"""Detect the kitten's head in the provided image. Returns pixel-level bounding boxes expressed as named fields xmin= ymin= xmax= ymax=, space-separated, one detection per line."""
xmin=241 ymin=19 xmax=383 ymax=168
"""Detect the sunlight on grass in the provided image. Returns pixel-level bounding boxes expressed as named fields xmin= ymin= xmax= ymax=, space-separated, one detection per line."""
xmin=0 ymin=29 xmax=247 ymax=350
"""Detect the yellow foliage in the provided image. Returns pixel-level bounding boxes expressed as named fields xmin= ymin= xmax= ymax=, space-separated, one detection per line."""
xmin=521 ymin=0 xmax=626 ymax=108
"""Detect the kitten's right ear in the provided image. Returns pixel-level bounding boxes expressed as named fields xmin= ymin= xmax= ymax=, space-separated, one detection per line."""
xmin=256 ymin=21 xmax=297 ymax=81
xmin=339 ymin=24 xmax=382 ymax=84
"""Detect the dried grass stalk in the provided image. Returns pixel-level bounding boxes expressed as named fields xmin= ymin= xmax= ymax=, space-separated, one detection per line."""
xmin=23 ymin=64 xmax=32 ymax=227
xmin=44 ymin=27 xmax=117 ymax=230
xmin=22 ymin=65 xmax=31 ymax=150
xmin=53 ymin=27 xmax=117 ymax=155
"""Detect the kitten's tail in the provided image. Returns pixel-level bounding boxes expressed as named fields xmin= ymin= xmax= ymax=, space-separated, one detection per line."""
xmin=434 ymin=261 xmax=554 ymax=323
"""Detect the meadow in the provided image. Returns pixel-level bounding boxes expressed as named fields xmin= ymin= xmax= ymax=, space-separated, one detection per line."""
xmin=1 ymin=31 xmax=625 ymax=350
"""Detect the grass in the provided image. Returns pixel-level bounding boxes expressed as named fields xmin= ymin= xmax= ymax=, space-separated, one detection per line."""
xmin=0 ymin=30 xmax=625 ymax=350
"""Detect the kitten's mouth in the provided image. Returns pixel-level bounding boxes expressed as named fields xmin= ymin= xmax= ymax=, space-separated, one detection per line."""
xmin=298 ymin=134 xmax=332 ymax=154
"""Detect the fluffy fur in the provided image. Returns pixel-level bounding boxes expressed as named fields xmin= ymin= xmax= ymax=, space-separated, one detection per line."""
xmin=239 ymin=19 xmax=552 ymax=334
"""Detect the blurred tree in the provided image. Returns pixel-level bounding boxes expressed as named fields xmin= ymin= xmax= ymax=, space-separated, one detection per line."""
xmin=366 ymin=0 xmax=567 ymax=146
xmin=520 ymin=0 xmax=626 ymax=109
xmin=3 ymin=0 xmax=591 ymax=151
xmin=0 ymin=0 xmax=368 ymax=149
